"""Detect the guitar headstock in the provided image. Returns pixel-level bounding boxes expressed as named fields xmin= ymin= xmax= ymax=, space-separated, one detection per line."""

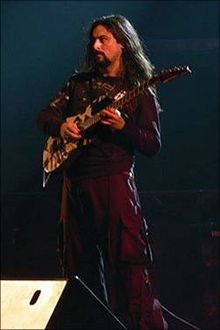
xmin=159 ymin=65 xmax=192 ymax=83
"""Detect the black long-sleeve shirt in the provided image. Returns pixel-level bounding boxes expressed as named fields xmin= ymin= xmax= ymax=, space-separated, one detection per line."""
xmin=38 ymin=71 xmax=161 ymax=181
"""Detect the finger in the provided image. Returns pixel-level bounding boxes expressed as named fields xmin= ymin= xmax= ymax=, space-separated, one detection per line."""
xmin=115 ymin=109 xmax=121 ymax=117
xmin=102 ymin=108 xmax=116 ymax=116
xmin=109 ymin=108 xmax=121 ymax=117
xmin=108 ymin=108 xmax=117 ymax=114
xmin=67 ymin=125 xmax=81 ymax=134
xmin=103 ymin=112 xmax=120 ymax=121
xmin=66 ymin=128 xmax=81 ymax=138
xmin=101 ymin=120 xmax=111 ymax=125
xmin=102 ymin=118 xmax=118 ymax=126
xmin=67 ymin=133 xmax=82 ymax=140
xmin=101 ymin=119 xmax=114 ymax=126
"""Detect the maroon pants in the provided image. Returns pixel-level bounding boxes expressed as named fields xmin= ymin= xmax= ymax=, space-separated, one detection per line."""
xmin=58 ymin=172 xmax=167 ymax=329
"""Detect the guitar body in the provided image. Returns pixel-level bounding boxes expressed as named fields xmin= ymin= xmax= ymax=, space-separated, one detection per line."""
xmin=43 ymin=103 xmax=94 ymax=173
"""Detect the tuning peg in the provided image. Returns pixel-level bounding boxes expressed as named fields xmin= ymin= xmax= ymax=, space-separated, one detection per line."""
xmin=186 ymin=65 xmax=192 ymax=73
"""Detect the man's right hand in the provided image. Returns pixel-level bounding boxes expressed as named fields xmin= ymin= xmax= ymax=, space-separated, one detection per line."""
xmin=60 ymin=117 xmax=82 ymax=142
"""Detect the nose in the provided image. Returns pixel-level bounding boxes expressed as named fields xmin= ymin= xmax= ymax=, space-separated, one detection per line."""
xmin=93 ymin=39 xmax=102 ymax=51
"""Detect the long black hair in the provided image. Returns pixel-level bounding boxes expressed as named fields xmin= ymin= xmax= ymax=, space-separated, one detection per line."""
xmin=82 ymin=15 xmax=156 ymax=88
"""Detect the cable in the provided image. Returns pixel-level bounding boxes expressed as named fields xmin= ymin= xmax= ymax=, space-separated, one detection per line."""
xmin=160 ymin=303 xmax=201 ymax=330
xmin=74 ymin=275 xmax=127 ymax=329
xmin=73 ymin=276 xmax=201 ymax=330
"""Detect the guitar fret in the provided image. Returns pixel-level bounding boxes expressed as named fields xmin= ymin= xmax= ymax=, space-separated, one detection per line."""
xmin=119 ymin=85 xmax=144 ymax=109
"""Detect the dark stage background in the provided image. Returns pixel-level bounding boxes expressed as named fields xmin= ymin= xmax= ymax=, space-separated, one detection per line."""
xmin=1 ymin=1 xmax=219 ymax=330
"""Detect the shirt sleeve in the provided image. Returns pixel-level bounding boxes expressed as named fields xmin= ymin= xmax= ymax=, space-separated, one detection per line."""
xmin=37 ymin=76 xmax=76 ymax=137
xmin=120 ymin=88 xmax=161 ymax=156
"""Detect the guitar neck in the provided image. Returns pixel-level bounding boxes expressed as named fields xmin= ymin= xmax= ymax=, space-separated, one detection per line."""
xmin=80 ymin=80 xmax=149 ymax=130
xmin=111 ymin=82 xmax=148 ymax=110
xmin=79 ymin=65 xmax=192 ymax=131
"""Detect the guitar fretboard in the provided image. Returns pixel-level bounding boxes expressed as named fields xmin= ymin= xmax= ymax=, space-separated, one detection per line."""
xmin=80 ymin=81 xmax=148 ymax=130
xmin=79 ymin=66 xmax=191 ymax=131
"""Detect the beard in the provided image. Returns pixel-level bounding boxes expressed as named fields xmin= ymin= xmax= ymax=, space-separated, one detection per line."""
xmin=94 ymin=53 xmax=111 ymax=69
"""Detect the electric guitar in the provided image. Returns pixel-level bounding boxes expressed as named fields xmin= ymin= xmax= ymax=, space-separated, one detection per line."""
xmin=42 ymin=65 xmax=192 ymax=175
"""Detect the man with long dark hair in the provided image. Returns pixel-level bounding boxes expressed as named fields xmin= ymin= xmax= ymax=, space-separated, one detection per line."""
xmin=38 ymin=14 xmax=167 ymax=330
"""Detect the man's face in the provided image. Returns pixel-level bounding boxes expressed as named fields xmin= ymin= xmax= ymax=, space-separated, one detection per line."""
xmin=91 ymin=24 xmax=124 ymax=68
